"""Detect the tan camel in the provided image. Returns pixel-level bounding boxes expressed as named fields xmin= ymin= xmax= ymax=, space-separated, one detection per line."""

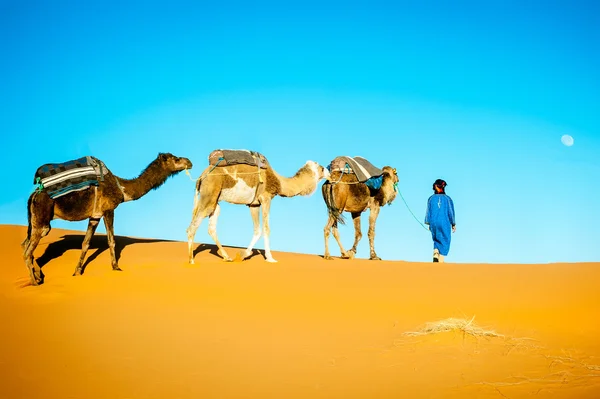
xmin=22 ymin=153 xmax=193 ymax=285
xmin=322 ymin=166 xmax=398 ymax=260
xmin=186 ymin=159 xmax=330 ymax=264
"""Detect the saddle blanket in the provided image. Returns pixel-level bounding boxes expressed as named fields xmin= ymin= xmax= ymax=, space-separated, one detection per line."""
xmin=34 ymin=156 xmax=108 ymax=199
xmin=327 ymin=156 xmax=384 ymax=183
xmin=208 ymin=149 xmax=269 ymax=169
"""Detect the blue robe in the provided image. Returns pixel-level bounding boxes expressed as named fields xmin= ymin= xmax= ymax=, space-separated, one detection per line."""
xmin=424 ymin=194 xmax=455 ymax=256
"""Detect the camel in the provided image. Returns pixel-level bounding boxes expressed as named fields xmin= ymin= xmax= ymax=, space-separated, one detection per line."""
xmin=186 ymin=158 xmax=330 ymax=264
xmin=322 ymin=165 xmax=398 ymax=260
xmin=22 ymin=153 xmax=193 ymax=285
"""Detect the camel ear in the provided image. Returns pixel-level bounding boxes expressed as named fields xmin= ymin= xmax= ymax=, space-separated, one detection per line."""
xmin=159 ymin=153 xmax=167 ymax=161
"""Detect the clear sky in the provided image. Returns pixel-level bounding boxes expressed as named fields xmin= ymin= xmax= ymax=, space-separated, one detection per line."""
xmin=1 ymin=1 xmax=599 ymax=263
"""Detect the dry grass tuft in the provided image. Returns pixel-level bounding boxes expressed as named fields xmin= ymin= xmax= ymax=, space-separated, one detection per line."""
xmin=403 ymin=316 xmax=504 ymax=339
xmin=545 ymin=354 xmax=600 ymax=373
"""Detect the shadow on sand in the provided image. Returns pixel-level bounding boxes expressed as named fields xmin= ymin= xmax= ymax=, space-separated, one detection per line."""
xmin=192 ymin=243 xmax=264 ymax=262
xmin=36 ymin=234 xmax=265 ymax=274
xmin=36 ymin=234 xmax=174 ymax=274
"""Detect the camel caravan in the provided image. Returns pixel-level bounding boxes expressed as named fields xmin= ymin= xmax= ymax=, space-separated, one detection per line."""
xmin=23 ymin=150 xmax=398 ymax=285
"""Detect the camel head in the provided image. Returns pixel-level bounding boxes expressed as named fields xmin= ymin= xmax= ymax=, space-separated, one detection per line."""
xmin=382 ymin=166 xmax=399 ymax=205
xmin=278 ymin=160 xmax=331 ymax=197
xmin=307 ymin=160 xmax=331 ymax=182
xmin=157 ymin=153 xmax=193 ymax=173
xmin=305 ymin=160 xmax=330 ymax=196
xmin=304 ymin=160 xmax=331 ymax=190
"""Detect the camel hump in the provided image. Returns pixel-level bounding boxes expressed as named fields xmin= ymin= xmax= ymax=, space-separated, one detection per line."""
xmin=208 ymin=149 xmax=270 ymax=169
xmin=33 ymin=156 xmax=109 ymax=199
xmin=327 ymin=156 xmax=384 ymax=183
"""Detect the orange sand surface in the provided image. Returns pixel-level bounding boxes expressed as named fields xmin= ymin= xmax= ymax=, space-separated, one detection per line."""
xmin=1 ymin=224 xmax=599 ymax=398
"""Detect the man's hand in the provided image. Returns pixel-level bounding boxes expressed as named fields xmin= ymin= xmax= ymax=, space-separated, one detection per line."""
xmin=452 ymin=225 xmax=456 ymax=233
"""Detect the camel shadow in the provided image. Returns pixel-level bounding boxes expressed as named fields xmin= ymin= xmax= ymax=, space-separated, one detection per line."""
xmin=36 ymin=234 xmax=173 ymax=274
xmin=192 ymin=243 xmax=263 ymax=261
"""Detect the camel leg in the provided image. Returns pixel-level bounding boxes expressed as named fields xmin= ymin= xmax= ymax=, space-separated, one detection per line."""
xmin=103 ymin=210 xmax=121 ymax=271
xmin=261 ymin=198 xmax=277 ymax=263
xmin=73 ymin=218 xmax=100 ymax=276
xmin=22 ymin=193 xmax=53 ymax=285
xmin=23 ymin=226 xmax=46 ymax=286
xmin=241 ymin=205 xmax=262 ymax=260
xmin=323 ymin=215 xmax=336 ymax=260
xmin=368 ymin=205 xmax=381 ymax=260
xmin=187 ymin=190 xmax=219 ymax=264
xmin=332 ymin=220 xmax=349 ymax=259
xmin=347 ymin=212 xmax=363 ymax=259
xmin=186 ymin=214 xmax=204 ymax=265
xmin=207 ymin=204 xmax=232 ymax=262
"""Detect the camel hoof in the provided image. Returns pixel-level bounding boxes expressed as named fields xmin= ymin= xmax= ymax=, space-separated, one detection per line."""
xmin=347 ymin=251 xmax=356 ymax=260
xmin=324 ymin=255 xmax=333 ymax=260
xmin=222 ymin=257 xmax=233 ymax=262
xmin=189 ymin=259 xmax=195 ymax=265
xmin=113 ymin=267 xmax=123 ymax=271
xmin=234 ymin=251 xmax=252 ymax=262
xmin=28 ymin=268 xmax=44 ymax=285
xmin=369 ymin=256 xmax=382 ymax=261
xmin=73 ymin=269 xmax=82 ymax=277
xmin=265 ymin=258 xmax=278 ymax=263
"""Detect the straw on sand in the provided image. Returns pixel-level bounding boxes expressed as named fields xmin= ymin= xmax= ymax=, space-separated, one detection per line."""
xmin=403 ymin=316 xmax=504 ymax=338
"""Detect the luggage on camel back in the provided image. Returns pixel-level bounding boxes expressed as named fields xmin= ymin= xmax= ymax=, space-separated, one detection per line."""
xmin=208 ymin=149 xmax=270 ymax=169
xmin=33 ymin=156 xmax=109 ymax=199
xmin=327 ymin=156 xmax=385 ymax=190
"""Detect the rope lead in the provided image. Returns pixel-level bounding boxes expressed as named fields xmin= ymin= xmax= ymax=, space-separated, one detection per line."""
xmin=397 ymin=186 xmax=429 ymax=231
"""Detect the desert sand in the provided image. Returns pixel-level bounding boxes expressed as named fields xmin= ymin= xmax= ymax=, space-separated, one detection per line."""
xmin=1 ymin=224 xmax=599 ymax=398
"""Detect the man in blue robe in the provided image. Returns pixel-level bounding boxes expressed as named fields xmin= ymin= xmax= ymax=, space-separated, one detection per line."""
xmin=424 ymin=179 xmax=456 ymax=262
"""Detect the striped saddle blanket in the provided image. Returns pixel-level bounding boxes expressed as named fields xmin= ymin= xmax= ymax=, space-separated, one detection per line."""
xmin=34 ymin=156 xmax=108 ymax=199
xmin=208 ymin=149 xmax=269 ymax=169
xmin=327 ymin=156 xmax=385 ymax=190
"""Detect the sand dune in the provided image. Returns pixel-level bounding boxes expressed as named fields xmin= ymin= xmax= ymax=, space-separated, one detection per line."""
xmin=1 ymin=224 xmax=599 ymax=398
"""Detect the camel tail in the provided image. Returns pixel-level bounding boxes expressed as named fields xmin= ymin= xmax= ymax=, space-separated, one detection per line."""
xmin=322 ymin=182 xmax=345 ymax=225
xmin=192 ymin=178 xmax=203 ymax=209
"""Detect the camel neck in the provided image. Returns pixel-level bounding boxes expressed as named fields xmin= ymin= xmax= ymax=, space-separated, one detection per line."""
xmin=381 ymin=176 xmax=398 ymax=205
xmin=116 ymin=161 xmax=172 ymax=202
xmin=272 ymin=165 xmax=318 ymax=197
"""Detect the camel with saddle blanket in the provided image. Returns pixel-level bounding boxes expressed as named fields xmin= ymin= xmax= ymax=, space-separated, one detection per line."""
xmin=322 ymin=156 xmax=399 ymax=260
xmin=22 ymin=153 xmax=193 ymax=285
xmin=186 ymin=149 xmax=330 ymax=264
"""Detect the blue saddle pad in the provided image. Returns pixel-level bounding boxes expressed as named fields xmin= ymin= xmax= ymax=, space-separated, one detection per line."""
xmin=364 ymin=175 xmax=383 ymax=191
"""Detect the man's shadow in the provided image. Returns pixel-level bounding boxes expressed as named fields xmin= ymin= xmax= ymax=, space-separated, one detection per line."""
xmin=36 ymin=234 xmax=173 ymax=275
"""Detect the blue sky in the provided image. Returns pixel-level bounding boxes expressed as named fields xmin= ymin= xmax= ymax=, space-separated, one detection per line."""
xmin=1 ymin=1 xmax=598 ymax=263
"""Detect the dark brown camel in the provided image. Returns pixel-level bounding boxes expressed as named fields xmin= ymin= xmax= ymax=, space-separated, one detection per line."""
xmin=322 ymin=166 xmax=398 ymax=260
xmin=22 ymin=153 xmax=192 ymax=285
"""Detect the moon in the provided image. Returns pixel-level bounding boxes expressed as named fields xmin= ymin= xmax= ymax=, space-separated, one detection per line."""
xmin=561 ymin=134 xmax=574 ymax=147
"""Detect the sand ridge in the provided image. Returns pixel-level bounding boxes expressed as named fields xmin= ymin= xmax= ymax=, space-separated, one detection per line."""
xmin=1 ymin=224 xmax=599 ymax=398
